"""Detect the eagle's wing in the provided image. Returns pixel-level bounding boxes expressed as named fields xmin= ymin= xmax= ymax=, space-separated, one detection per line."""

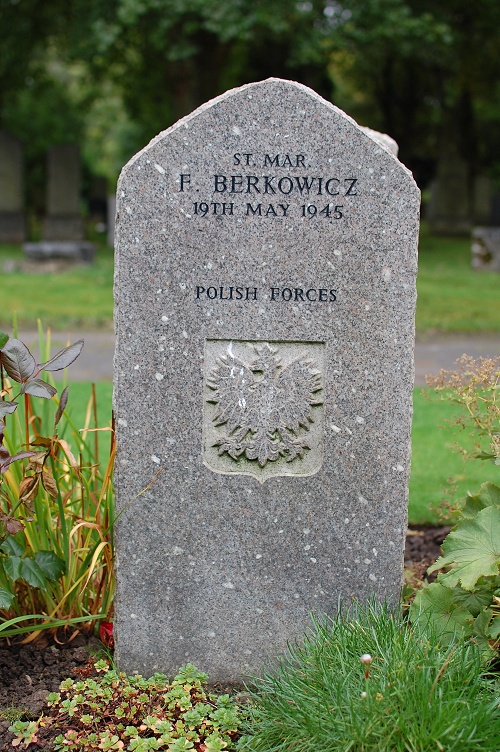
xmin=275 ymin=357 xmax=322 ymax=433
xmin=206 ymin=354 xmax=255 ymax=433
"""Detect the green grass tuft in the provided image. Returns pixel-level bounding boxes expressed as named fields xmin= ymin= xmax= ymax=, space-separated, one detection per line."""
xmin=241 ymin=602 xmax=500 ymax=752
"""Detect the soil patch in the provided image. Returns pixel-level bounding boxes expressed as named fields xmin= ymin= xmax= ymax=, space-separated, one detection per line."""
xmin=0 ymin=526 xmax=448 ymax=749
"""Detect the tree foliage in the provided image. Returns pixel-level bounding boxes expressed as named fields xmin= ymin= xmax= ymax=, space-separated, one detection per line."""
xmin=1 ymin=0 xmax=500 ymax=187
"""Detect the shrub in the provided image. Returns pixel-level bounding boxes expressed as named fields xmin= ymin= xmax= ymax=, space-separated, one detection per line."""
xmin=410 ymin=356 xmax=500 ymax=659
xmin=426 ymin=355 xmax=499 ymax=521
xmin=0 ymin=328 xmax=114 ymax=638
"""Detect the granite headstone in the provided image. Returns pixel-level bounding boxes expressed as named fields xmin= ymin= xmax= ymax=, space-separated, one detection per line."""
xmin=0 ymin=131 xmax=26 ymax=242
xmin=113 ymin=78 xmax=420 ymax=682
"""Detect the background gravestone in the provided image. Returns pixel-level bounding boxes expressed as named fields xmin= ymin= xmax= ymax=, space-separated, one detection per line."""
xmin=43 ymin=144 xmax=84 ymax=241
xmin=114 ymin=78 xmax=420 ymax=682
xmin=0 ymin=131 xmax=26 ymax=242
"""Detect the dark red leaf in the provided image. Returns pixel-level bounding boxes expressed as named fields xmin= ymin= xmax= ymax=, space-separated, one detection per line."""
xmin=54 ymin=386 xmax=70 ymax=428
xmin=0 ymin=338 xmax=36 ymax=383
xmin=38 ymin=340 xmax=84 ymax=373
xmin=0 ymin=401 xmax=18 ymax=419
xmin=0 ymin=450 xmax=37 ymax=473
xmin=21 ymin=378 xmax=57 ymax=400
xmin=6 ymin=518 xmax=24 ymax=535
xmin=99 ymin=620 xmax=114 ymax=648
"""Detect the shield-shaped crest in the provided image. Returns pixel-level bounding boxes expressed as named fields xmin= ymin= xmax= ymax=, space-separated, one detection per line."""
xmin=203 ymin=339 xmax=325 ymax=482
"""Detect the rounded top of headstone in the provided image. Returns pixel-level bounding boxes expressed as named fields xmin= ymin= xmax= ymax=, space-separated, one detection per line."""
xmin=119 ymin=78 xmax=416 ymax=190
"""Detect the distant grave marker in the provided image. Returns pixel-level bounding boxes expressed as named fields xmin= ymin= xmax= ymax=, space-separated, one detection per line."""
xmin=43 ymin=144 xmax=84 ymax=241
xmin=472 ymin=227 xmax=500 ymax=272
xmin=24 ymin=145 xmax=94 ymax=263
xmin=0 ymin=131 xmax=25 ymax=243
xmin=113 ymin=78 xmax=420 ymax=682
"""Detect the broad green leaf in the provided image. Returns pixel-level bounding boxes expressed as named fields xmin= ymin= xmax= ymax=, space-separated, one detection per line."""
xmin=410 ymin=582 xmax=474 ymax=642
xmin=0 ymin=584 xmax=15 ymax=610
xmin=0 ymin=331 xmax=9 ymax=349
xmin=3 ymin=555 xmax=22 ymax=582
xmin=471 ymin=609 xmax=496 ymax=659
xmin=20 ymin=558 xmax=48 ymax=589
xmin=21 ymin=378 xmax=57 ymax=399
xmin=34 ymin=550 xmax=66 ymax=581
xmin=0 ymin=338 xmax=36 ymax=382
xmin=490 ymin=615 xmax=500 ymax=639
xmin=462 ymin=482 xmax=500 ymax=519
xmin=38 ymin=339 xmax=84 ymax=372
xmin=0 ymin=532 xmax=26 ymax=557
xmin=447 ymin=583 xmax=495 ymax=616
xmin=428 ymin=505 xmax=500 ymax=590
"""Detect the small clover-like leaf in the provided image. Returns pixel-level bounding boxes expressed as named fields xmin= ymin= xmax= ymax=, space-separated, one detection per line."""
xmin=429 ymin=505 xmax=500 ymax=590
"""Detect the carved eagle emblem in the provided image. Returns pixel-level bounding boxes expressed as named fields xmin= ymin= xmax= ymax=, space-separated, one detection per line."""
xmin=206 ymin=343 xmax=323 ymax=468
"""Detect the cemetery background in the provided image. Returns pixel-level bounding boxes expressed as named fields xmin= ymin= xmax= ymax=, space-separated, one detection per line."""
xmin=1 ymin=1 xmax=500 ymax=748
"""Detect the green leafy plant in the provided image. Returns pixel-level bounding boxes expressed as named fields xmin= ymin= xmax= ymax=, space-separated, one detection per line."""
xmin=410 ymin=481 xmax=500 ymax=657
xmin=0 ymin=327 xmax=115 ymax=637
xmin=10 ymin=660 xmax=247 ymax=750
xmin=239 ymin=602 xmax=500 ymax=752
xmin=409 ymin=357 xmax=500 ymax=656
xmin=426 ymin=355 xmax=500 ymax=520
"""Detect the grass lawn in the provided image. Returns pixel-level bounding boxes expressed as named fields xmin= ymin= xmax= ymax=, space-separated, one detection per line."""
xmin=1 ymin=228 xmax=499 ymax=332
xmin=0 ymin=242 xmax=114 ymax=330
xmin=45 ymin=382 xmax=496 ymax=526
xmin=409 ymin=389 xmax=498 ymax=524
xmin=416 ymin=228 xmax=500 ymax=332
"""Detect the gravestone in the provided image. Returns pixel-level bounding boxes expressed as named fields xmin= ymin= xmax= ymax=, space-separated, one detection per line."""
xmin=114 ymin=78 xmax=420 ymax=682
xmin=0 ymin=131 xmax=25 ymax=242
xmin=43 ymin=144 xmax=84 ymax=241
xmin=471 ymin=227 xmax=500 ymax=272
xmin=25 ymin=145 xmax=95 ymax=262
xmin=427 ymin=149 xmax=471 ymax=234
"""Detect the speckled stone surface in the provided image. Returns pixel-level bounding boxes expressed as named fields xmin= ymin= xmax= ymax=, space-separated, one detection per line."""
xmin=113 ymin=78 xmax=420 ymax=682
